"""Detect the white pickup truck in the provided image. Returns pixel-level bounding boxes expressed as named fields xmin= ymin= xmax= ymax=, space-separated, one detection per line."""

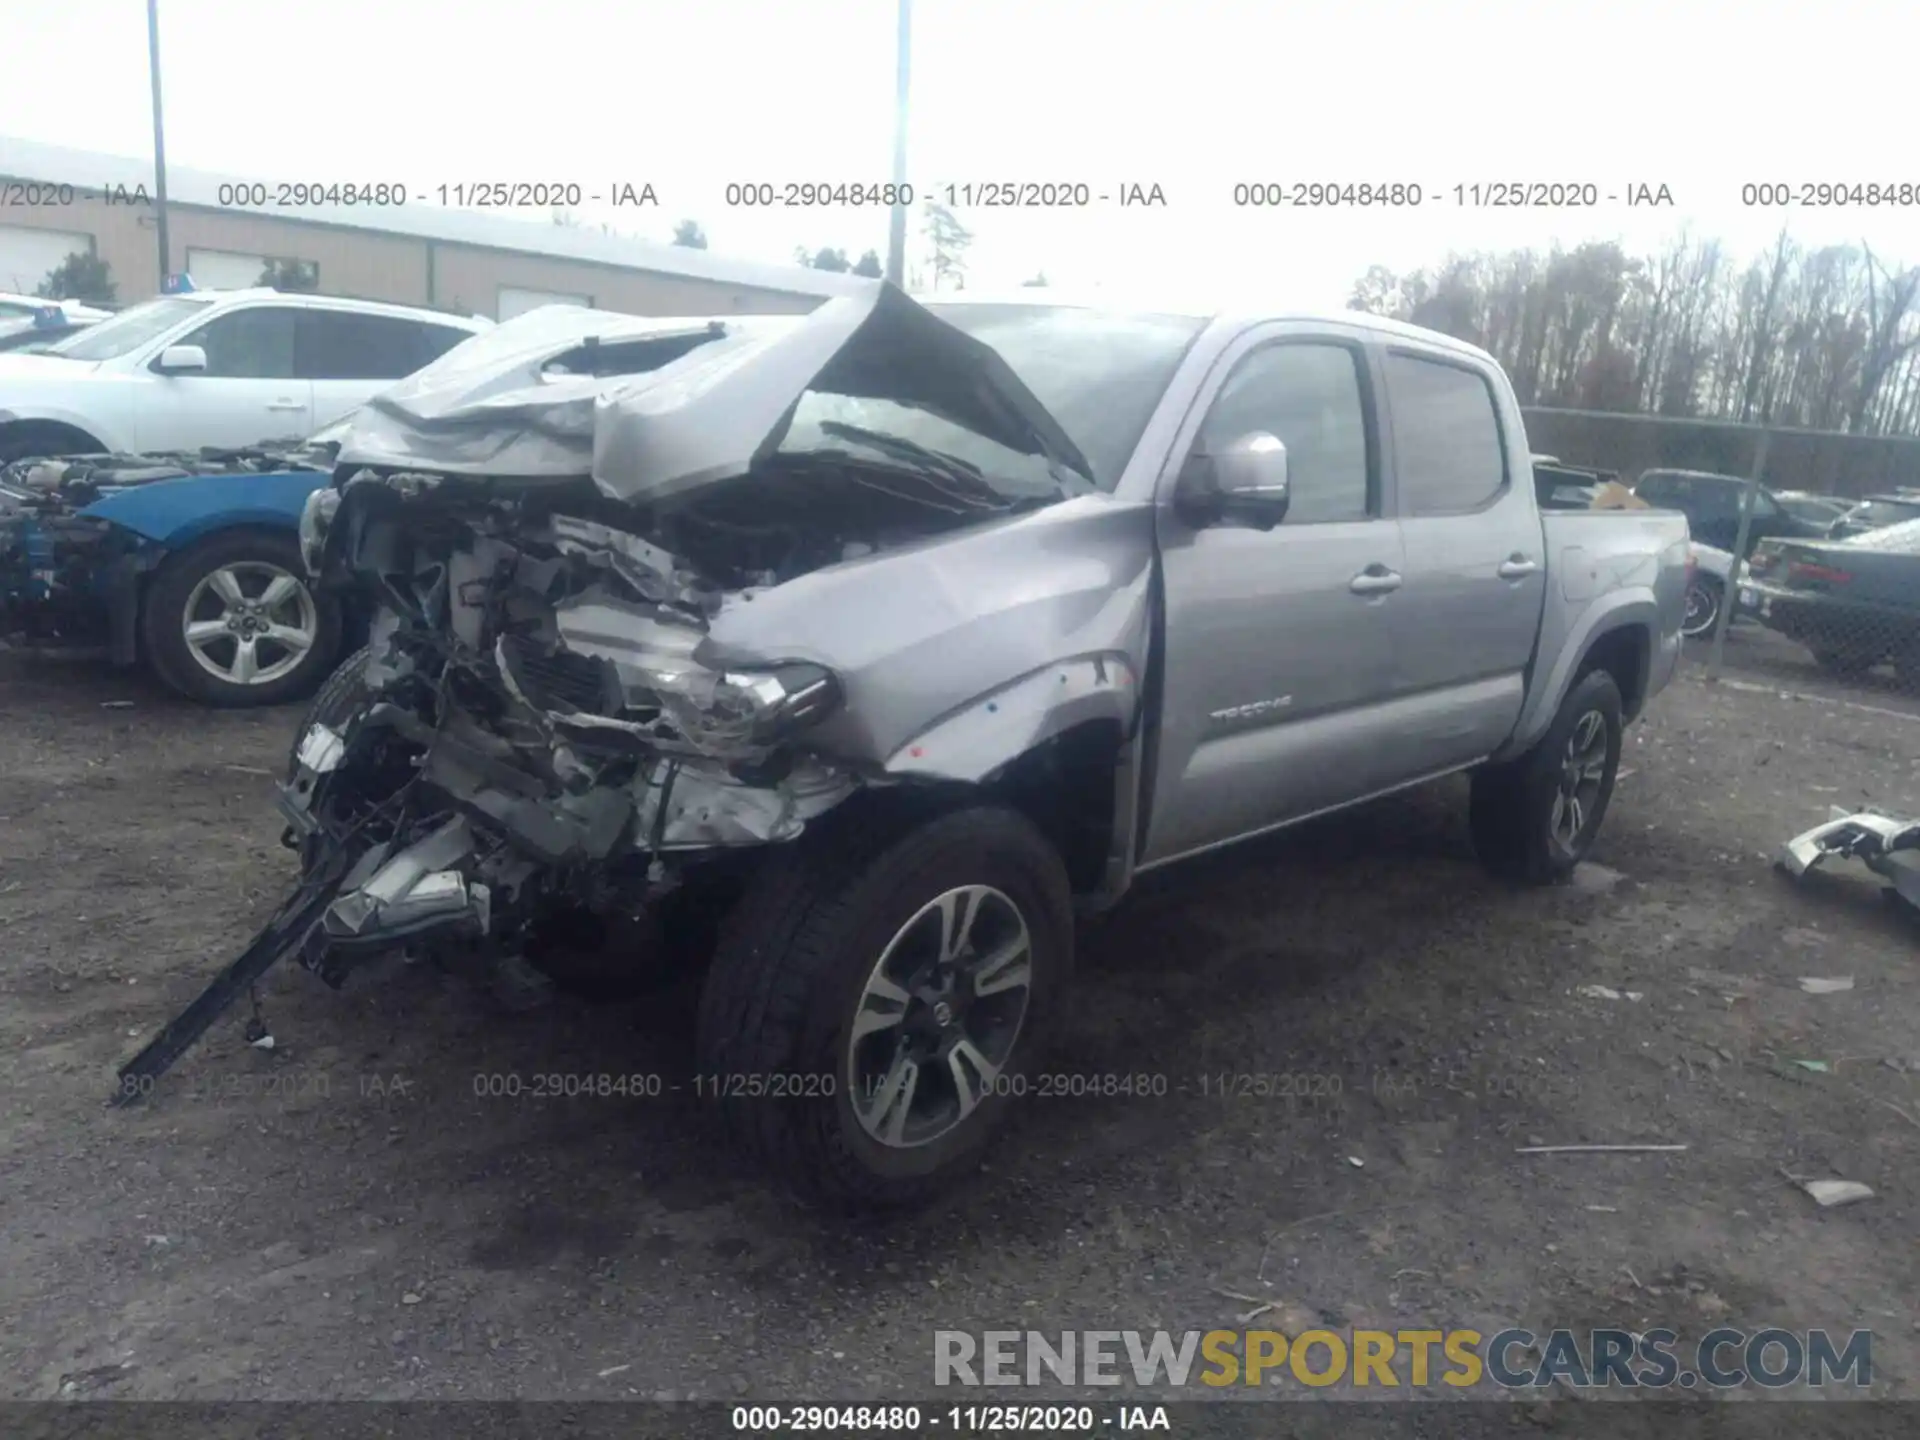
xmin=0 ymin=288 xmax=489 ymax=462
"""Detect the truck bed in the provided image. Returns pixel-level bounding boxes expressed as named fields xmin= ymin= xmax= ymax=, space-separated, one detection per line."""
xmin=1500 ymin=507 xmax=1691 ymax=758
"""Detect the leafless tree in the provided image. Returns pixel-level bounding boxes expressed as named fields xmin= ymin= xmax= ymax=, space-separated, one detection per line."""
xmin=1349 ymin=233 xmax=1920 ymax=436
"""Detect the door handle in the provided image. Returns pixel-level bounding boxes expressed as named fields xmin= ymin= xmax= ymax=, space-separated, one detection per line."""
xmin=266 ymin=399 xmax=306 ymax=411
xmin=1349 ymin=567 xmax=1403 ymax=596
xmin=1497 ymin=556 xmax=1539 ymax=579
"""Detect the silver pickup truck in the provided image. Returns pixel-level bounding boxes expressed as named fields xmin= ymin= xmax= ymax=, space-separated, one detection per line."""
xmin=116 ymin=288 xmax=1690 ymax=1207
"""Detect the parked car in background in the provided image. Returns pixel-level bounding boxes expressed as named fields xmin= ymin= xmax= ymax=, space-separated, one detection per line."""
xmin=0 ymin=287 xmax=489 ymax=463
xmin=0 ymin=292 xmax=114 ymax=325
xmin=0 ymin=426 xmax=351 ymax=706
xmin=1632 ymin=469 xmax=1837 ymax=555
xmin=119 ymin=291 xmax=1691 ymax=1204
xmin=0 ymin=301 xmax=110 ymax=354
xmin=1771 ymin=490 xmax=1853 ymax=530
xmin=1743 ymin=519 xmax=1920 ymax=675
xmin=1830 ymin=493 xmax=1920 ymax=540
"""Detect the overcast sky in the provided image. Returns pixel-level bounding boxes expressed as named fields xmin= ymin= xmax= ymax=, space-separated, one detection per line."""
xmin=5 ymin=0 xmax=1919 ymax=306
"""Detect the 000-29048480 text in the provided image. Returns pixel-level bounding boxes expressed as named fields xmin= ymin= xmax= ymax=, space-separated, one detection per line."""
xmin=723 ymin=182 xmax=914 ymax=208
xmin=1740 ymin=181 xmax=1920 ymax=207
xmin=730 ymin=1405 xmax=926 ymax=1433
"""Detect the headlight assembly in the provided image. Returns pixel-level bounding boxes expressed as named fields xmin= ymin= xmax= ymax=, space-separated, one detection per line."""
xmin=298 ymin=486 xmax=342 ymax=578
xmin=720 ymin=662 xmax=843 ymax=745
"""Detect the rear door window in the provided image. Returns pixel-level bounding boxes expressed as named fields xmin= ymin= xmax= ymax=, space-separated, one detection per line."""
xmin=1384 ymin=353 xmax=1507 ymax=516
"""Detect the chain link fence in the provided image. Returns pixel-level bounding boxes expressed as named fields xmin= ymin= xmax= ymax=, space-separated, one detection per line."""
xmin=1534 ymin=410 xmax=1920 ymax=707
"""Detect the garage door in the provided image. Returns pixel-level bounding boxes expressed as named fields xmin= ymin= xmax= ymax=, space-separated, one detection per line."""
xmin=0 ymin=225 xmax=94 ymax=294
xmin=184 ymin=248 xmax=274 ymax=290
xmin=498 ymin=285 xmax=592 ymax=320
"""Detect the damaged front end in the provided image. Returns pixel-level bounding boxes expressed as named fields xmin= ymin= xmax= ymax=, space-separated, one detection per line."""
xmin=281 ymin=482 xmax=865 ymax=971
xmin=115 ymin=283 xmax=1135 ymax=1101
xmin=1778 ymin=806 xmax=1920 ymax=913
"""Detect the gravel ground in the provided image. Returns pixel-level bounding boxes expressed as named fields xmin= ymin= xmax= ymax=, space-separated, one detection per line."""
xmin=4 ymin=624 xmax=1919 ymax=1410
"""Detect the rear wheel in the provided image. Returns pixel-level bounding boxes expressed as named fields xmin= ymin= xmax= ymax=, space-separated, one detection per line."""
xmin=696 ymin=805 xmax=1073 ymax=1209
xmin=1681 ymin=575 xmax=1722 ymax=639
xmin=142 ymin=529 xmax=343 ymax=708
xmin=1470 ymin=669 xmax=1624 ymax=884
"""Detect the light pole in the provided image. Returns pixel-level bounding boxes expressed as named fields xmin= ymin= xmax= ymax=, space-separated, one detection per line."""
xmin=147 ymin=0 xmax=172 ymax=286
xmin=884 ymin=0 xmax=912 ymax=287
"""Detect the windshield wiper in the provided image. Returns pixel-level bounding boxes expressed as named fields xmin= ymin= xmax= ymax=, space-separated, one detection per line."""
xmin=816 ymin=421 xmax=987 ymax=481
xmin=808 ymin=421 xmax=1016 ymax=512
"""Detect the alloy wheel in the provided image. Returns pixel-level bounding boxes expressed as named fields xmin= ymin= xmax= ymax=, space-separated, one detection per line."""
xmin=847 ymin=884 xmax=1034 ymax=1149
xmin=181 ymin=562 xmax=319 ymax=687
xmin=1681 ymin=580 xmax=1719 ymax=638
xmin=1550 ymin=709 xmax=1609 ymax=853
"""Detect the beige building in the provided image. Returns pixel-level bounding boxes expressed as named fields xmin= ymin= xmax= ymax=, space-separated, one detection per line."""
xmin=0 ymin=136 xmax=864 ymax=319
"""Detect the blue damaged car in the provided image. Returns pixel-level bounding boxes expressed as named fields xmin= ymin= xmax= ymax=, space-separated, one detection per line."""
xmin=0 ymin=422 xmax=351 ymax=706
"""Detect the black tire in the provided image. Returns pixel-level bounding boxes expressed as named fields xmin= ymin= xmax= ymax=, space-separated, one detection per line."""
xmin=1810 ymin=644 xmax=1877 ymax=676
xmin=696 ymin=804 xmax=1074 ymax=1209
xmin=0 ymin=421 xmax=105 ymax=465
xmin=1470 ymin=668 xmax=1624 ymax=885
xmin=1680 ymin=575 xmax=1722 ymax=639
xmin=285 ymin=644 xmax=372 ymax=779
xmin=141 ymin=528 xmax=343 ymax=708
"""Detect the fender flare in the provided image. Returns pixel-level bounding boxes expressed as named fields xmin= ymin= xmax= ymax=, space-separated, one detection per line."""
xmin=1495 ymin=593 xmax=1656 ymax=762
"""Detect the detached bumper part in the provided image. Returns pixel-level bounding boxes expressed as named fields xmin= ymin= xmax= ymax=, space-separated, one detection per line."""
xmin=112 ymin=842 xmax=360 ymax=1103
xmin=322 ymin=814 xmax=491 ymax=948
xmin=1778 ymin=806 xmax=1920 ymax=912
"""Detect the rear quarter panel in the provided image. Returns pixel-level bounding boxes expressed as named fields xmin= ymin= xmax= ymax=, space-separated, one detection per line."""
xmin=1493 ymin=509 xmax=1691 ymax=761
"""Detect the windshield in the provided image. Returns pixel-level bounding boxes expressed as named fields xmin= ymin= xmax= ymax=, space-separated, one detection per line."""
xmin=1846 ymin=499 xmax=1920 ymax=531
xmin=882 ymin=303 xmax=1205 ymax=491
xmin=45 ymin=295 xmax=212 ymax=361
xmin=0 ymin=299 xmax=45 ymax=320
xmin=1778 ymin=495 xmax=1844 ymax=524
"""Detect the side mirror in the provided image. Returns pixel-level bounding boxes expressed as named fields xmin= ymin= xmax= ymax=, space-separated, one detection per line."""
xmin=1175 ymin=431 xmax=1291 ymax=531
xmin=152 ymin=343 xmax=208 ymax=374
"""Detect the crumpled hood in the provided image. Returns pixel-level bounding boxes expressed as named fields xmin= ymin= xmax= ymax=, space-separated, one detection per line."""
xmin=333 ymin=283 xmax=1095 ymax=501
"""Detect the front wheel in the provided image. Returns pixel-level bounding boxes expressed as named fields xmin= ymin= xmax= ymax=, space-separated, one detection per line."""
xmin=1470 ymin=669 xmax=1624 ymax=885
xmin=285 ymin=644 xmax=372 ymax=779
xmin=141 ymin=529 xmax=343 ymax=708
xmin=695 ymin=805 xmax=1074 ymax=1209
